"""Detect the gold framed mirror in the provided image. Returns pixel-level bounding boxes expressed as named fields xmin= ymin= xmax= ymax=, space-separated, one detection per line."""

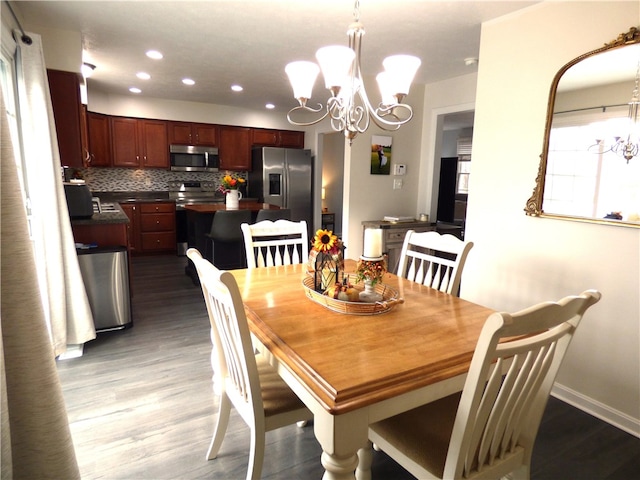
xmin=525 ymin=26 xmax=640 ymax=228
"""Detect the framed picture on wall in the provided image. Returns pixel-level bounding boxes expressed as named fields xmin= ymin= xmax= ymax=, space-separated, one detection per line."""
xmin=370 ymin=135 xmax=392 ymax=175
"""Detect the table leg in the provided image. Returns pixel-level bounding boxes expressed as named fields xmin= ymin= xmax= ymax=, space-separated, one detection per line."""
xmin=321 ymin=452 xmax=359 ymax=480
xmin=314 ymin=409 xmax=369 ymax=480
xmin=356 ymin=444 xmax=373 ymax=480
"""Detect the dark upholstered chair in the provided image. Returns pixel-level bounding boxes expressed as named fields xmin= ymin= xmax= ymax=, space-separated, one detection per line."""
xmin=205 ymin=210 xmax=252 ymax=269
xmin=255 ymin=208 xmax=291 ymax=222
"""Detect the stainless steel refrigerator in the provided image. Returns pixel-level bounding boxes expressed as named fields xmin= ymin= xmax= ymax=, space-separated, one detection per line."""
xmin=249 ymin=147 xmax=313 ymax=235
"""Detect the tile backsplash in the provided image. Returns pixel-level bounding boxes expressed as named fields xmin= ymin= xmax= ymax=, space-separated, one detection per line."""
xmin=76 ymin=167 xmax=246 ymax=192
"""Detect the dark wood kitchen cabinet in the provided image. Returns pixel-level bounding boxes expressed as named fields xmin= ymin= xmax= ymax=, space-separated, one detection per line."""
xmin=87 ymin=111 xmax=112 ymax=167
xmin=119 ymin=203 xmax=140 ymax=253
xmin=219 ymin=126 xmax=251 ymax=171
xmin=251 ymin=128 xmax=305 ymax=148
xmin=47 ymin=69 xmax=83 ymax=168
xmin=168 ymin=121 xmax=218 ymax=146
xmin=111 ymin=117 xmax=169 ymax=168
xmin=139 ymin=203 xmax=176 ymax=253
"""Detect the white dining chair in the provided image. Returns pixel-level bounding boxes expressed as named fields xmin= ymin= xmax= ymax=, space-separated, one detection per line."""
xmin=362 ymin=289 xmax=601 ymax=480
xmin=241 ymin=219 xmax=309 ymax=268
xmin=187 ymin=248 xmax=313 ymax=480
xmin=396 ymin=230 xmax=474 ymax=296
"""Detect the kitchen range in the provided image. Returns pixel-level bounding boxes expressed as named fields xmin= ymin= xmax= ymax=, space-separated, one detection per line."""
xmin=169 ymin=180 xmax=223 ymax=255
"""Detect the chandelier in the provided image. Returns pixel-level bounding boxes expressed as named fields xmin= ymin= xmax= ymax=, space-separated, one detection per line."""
xmin=592 ymin=61 xmax=640 ymax=163
xmin=285 ymin=0 xmax=421 ymax=144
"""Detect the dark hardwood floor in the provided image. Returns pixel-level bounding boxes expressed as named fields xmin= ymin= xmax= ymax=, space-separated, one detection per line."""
xmin=56 ymin=254 xmax=639 ymax=479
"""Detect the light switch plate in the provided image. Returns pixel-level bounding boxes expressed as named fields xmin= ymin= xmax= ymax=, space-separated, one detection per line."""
xmin=393 ymin=178 xmax=403 ymax=190
xmin=393 ymin=164 xmax=406 ymax=175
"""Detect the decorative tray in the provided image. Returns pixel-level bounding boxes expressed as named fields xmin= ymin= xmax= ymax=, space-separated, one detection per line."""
xmin=302 ymin=274 xmax=403 ymax=315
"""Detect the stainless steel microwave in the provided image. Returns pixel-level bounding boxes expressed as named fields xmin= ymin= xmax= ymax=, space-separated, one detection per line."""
xmin=169 ymin=145 xmax=219 ymax=172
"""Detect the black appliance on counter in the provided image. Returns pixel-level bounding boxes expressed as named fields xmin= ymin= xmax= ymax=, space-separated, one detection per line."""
xmin=63 ymin=182 xmax=93 ymax=219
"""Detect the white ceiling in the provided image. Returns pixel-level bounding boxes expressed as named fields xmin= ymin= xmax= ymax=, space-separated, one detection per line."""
xmin=15 ymin=0 xmax=539 ymax=119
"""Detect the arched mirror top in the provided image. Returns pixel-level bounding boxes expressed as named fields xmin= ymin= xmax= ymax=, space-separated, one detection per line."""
xmin=525 ymin=26 xmax=640 ymax=228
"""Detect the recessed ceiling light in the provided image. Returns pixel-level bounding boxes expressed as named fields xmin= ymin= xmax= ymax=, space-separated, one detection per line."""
xmin=136 ymin=72 xmax=151 ymax=80
xmin=129 ymin=87 xmax=142 ymax=94
xmin=231 ymin=85 xmax=243 ymax=92
xmin=146 ymin=50 xmax=163 ymax=60
xmin=265 ymin=103 xmax=275 ymax=110
xmin=182 ymin=78 xmax=195 ymax=86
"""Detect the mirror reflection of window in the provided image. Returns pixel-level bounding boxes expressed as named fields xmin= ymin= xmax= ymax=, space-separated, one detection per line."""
xmin=525 ymin=29 xmax=640 ymax=226
xmin=545 ymin=107 xmax=640 ymax=221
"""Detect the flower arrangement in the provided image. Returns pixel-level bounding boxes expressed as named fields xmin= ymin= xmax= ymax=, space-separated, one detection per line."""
xmin=217 ymin=174 xmax=246 ymax=193
xmin=312 ymin=229 xmax=342 ymax=255
xmin=310 ymin=229 xmax=345 ymax=292
xmin=355 ymin=256 xmax=387 ymax=286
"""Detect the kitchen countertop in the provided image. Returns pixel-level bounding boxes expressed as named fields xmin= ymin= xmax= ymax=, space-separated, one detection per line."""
xmin=183 ymin=202 xmax=279 ymax=213
xmin=92 ymin=191 xmax=171 ymax=204
xmin=71 ymin=203 xmax=129 ymax=226
xmin=362 ymin=219 xmax=436 ymax=229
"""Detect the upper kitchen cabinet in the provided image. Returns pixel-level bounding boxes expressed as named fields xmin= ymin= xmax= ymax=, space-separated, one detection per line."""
xmin=86 ymin=112 xmax=112 ymax=167
xmin=111 ymin=117 xmax=169 ymax=168
xmin=47 ymin=69 xmax=83 ymax=168
xmin=219 ymin=126 xmax=251 ymax=171
xmin=168 ymin=121 xmax=218 ymax=146
xmin=251 ymin=128 xmax=305 ymax=149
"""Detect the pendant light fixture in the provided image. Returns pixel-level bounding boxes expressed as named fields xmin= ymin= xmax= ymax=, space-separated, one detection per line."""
xmin=285 ymin=0 xmax=421 ymax=144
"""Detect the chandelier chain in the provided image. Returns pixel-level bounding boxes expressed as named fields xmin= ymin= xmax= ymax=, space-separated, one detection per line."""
xmin=633 ymin=60 xmax=639 ymax=101
xmin=353 ymin=0 xmax=360 ymax=22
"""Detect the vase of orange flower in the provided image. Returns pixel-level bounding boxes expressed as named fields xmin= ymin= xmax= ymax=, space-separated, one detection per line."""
xmin=310 ymin=229 xmax=344 ymax=292
xmin=355 ymin=256 xmax=387 ymax=302
xmin=218 ymin=174 xmax=245 ymax=209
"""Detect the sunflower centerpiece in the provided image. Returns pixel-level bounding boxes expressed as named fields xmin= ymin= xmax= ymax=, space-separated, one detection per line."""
xmin=310 ymin=229 xmax=344 ymax=292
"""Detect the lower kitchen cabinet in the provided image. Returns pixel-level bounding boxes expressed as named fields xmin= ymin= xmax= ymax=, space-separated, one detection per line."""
xmin=71 ymin=222 xmax=129 ymax=248
xmin=120 ymin=204 xmax=140 ymax=253
xmin=139 ymin=203 xmax=176 ymax=253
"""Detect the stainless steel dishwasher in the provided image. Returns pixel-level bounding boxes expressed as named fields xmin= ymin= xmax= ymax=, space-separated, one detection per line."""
xmin=76 ymin=246 xmax=132 ymax=332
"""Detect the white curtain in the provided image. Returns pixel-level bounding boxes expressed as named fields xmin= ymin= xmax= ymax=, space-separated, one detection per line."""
xmin=13 ymin=31 xmax=95 ymax=355
xmin=1 ymin=88 xmax=80 ymax=479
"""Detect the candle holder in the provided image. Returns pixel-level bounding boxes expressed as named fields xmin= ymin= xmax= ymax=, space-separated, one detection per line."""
xmin=310 ymin=229 xmax=345 ymax=292
xmin=355 ymin=255 xmax=387 ymax=303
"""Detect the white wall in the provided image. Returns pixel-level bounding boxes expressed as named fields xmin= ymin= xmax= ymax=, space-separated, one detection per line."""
xmin=466 ymin=1 xmax=639 ymax=435
xmin=341 ymin=80 xmax=426 ymax=259
xmin=87 ymin=89 xmax=307 ymax=133
xmin=417 ymin=73 xmax=478 ymax=222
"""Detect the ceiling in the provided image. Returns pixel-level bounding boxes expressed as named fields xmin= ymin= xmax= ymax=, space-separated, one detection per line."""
xmin=15 ymin=0 xmax=539 ymax=117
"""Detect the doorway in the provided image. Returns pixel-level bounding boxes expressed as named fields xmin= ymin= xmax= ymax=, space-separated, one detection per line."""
xmin=434 ymin=110 xmax=474 ymax=239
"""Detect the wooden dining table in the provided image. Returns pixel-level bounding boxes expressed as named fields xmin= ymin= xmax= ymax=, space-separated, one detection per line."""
xmin=230 ymin=260 xmax=494 ymax=480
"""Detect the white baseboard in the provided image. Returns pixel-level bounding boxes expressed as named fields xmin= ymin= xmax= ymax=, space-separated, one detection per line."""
xmin=551 ymin=384 xmax=640 ymax=438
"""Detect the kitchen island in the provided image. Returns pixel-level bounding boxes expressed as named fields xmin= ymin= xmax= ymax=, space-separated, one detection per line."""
xmin=184 ymin=201 xmax=281 ymax=282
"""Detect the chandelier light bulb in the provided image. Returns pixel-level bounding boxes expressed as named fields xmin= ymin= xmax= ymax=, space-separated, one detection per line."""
xmin=382 ymin=55 xmax=422 ymax=97
xmin=376 ymin=72 xmax=396 ymax=106
xmin=285 ymin=61 xmax=320 ymax=101
xmin=316 ymin=45 xmax=355 ymax=91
